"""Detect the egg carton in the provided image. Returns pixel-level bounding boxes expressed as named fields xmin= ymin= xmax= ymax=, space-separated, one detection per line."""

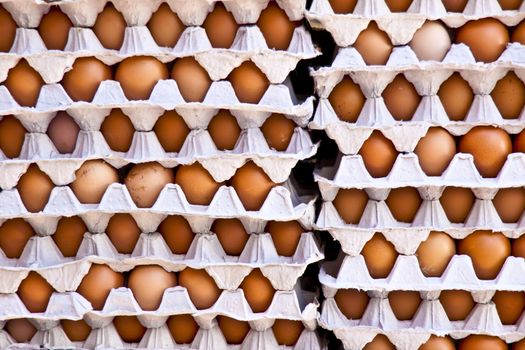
xmin=306 ymin=0 xmax=525 ymax=47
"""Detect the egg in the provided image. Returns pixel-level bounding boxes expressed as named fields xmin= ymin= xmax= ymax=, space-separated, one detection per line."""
xmin=358 ymin=130 xmax=398 ymax=177
xmin=261 ymin=114 xmax=296 ymax=151
xmin=217 ymin=316 xmax=250 ymax=344
xmin=334 ymin=288 xmax=370 ymax=320
xmin=361 ymin=234 xmax=398 ymax=278
xmin=179 ymin=268 xmax=221 ymax=309
xmin=514 ymin=340 xmax=525 ymax=350
xmin=125 ymin=162 xmax=174 ymax=208
xmin=105 ymin=214 xmax=140 ymax=254
xmin=493 ymin=291 xmax=525 ymax=324
xmin=458 ymin=335 xmax=507 ymax=350
xmin=212 ymin=219 xmax=248 ymax=256
xmin=439 ymin=290 xmax=475 ymax=320
xmin=419 ymin=335 xmax=456 ymax=350
xmin=333 ymin=188 xmax=369 ymax=224
xmin=328 ymin=0 xmax=357 ymax=13
xmin=328 ymin=76 xmax=366 ymax=122
xmin=257 ymin=2 xmax=298 ymax=50
xmin=158 ymin=216 xmax=195 ymax=254
xmin=363 ymin=334 xmax=396 ymax=350
xmin=273 ymin=319 xmax=304 ymax=346
xmin=456 ymin=18 xmax=509 ymax=62
xmin=99 ymin=109 xmax=135 ymax=152
xmin=459 ymin=126 xmax=512 ymax=177
xmin=47 ymin=112 xmax=80 ymax=154
xmin=202 ymin=3 xmax=239 ymax=48
xmin=38 ymin=7 xmax=72 ymax=50
xmin=4 ymin=59 xmax=44 ymax=107
xmin=93 ymin=3 xmax=126 ymax=50
xmin=71 ymin=160 xmax=118 ymax=204
xmin=515 ymin=129 xmax=525 ymax=152
xmin=17 ymin=164 xmax=54 ymax=213
xmin=61 ymin=319 xmax=91 ymax=341
xmin=17 ymin=272 xmax=54 ymax=312
xmin=113 ymin=316 xmax=146 ymax=343
xmin=62 ymin=57 xmax=112 ymax=101
xmin=491 ymin=71 xmax=525 ymax=119
xmin=354 ymin=22 xmax=393 ymax=65
xmin=167 ymin=314 xmax=199 ymax=344
xmin=175 ymin=163 xmax=222 ymax=205
xmin=147 ymin=3 xmax=185 ymax=47
xmin=0 ymin=6 xmax=16 ymax=52
xmin=493 ymin=188 xmax=525 ymax=223
xmin=414 ymin=127 xmax=456 ymax=176
xmin=457 ymin=230 xmax=511 ymax=279
xmin=128 ymin=265 xmax=177 ymax=310
xmin=410 ymin=21 xmax=451 ymax=61
xmin=416 ymin=231 xmax=456 ymax=277
xmin=439 ymin=187 xmax=475 ymax=223
xmin=266 ymin=220 xmax=304 ymax=257
xmin=208 ymin=110 xmax=241 ymax=150
xmin=385 ymin=0 xmax=413 ymax=11
xmin=230 ymin=161 xmax=276 ymax=210
xmin=116 ymin=56 xmax=168 ymax=100
xmin=438 ymin=72 xmax=474 ymax=121
xmin=388 ymin=291 xmax=421 ymax=320
xmin=382 ymin=74 xmax=421 ymax=121
xmin=513 ymin=235 xmax=525 ymax=258
xmin=5 ymin=319 xmax=36 ymax=343
xmin=171 ymin=57 xmax=211 ymax=102
xmin=512 ymin=20 xmax=525 ymax=44
xmin=240 ymin=269 xmax=275 ymax=312
xmin=499 ymin=0 xmax=522 ymax=9
xmin=52 ymin=216 xmax=87 ymax=257
xmin=0 ymin=218 xmax=34 ymax=258
xmin=386 ymin=187 xmax=422 ymax=223
xmin=0 ymin=115 xmax=26 ymax=158
xmin=442 ymin=0 xmax=468 ymax=12
xmin=153 ymin=110 xmax=190 ymax=153
xmin=76 ymin=264 xmax=124 ymax=310
xmin=228 ymin=61 xmax=269 ymax=104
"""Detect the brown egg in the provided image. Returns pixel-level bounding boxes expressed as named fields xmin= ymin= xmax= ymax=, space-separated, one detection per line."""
xmin=354 ymin=22 xmax=393 ymax=65
xmin=458 ymin=335 xmax=507 ymax=350
xmin=71 ymin=160 xmax=118 ymax=204
xmin=499 ymin=0 xmax=522 ymax=9
xmin=93 ymin=4 xmax=126 ymax=50
xmin=511 ymin=20 xmax=525 ymax=44
xmin=5 ymin=60 xmax=44 ymax=107
xmin=383 ymin=75 xmax=421 ymax=121
xmin=208 ymin=110 xmax=241 ymax=150
xmin=38 ymin=7 xmax=72 ymax=50
xmin=493 ymin=291 xmax=525 ymax=324
xmin=457 ymin=230 xmax=511 ymax=279
xmin=217 ymin=316 xmax=250 ymax=344
xmin=438 ymin=72 xmax=474 ymax=121
xmin=125 ymin=162 xmax=174 ymax=208
xmin=386 ymin=187 xmax=422 ymax=223
xmin=167 ymin=314 xmax=199 ymax=344
xmin=328 ymin=76 xmax=366 ymax=123
xmin=18 ymin=164 xmax=54 ymax=213
xmin=171 ymin=57 xmax=211 ymax=102
xmin=416 ymin=231 xmax=456 ymax=277
xmin=76 ymin=264 xmax=124 ymax=310
xmin=513 ymin=235 xmax=525 ymax=258
xmin=62 ymin=57 xmax=112 ymax=102
xmin=363 ymin=334 xmax=396 ymax=350
xmin=419 ymin=335 xmax=456 ymax=350
xmin=440 ymin=187 xmax=475 ymax=223
xmin=273 ymin=319 xmax=304 ymax=345
xmin=0 ymin=116 xmax=26 ymax=158
xmin=52 ymin=216 xmax=87 ymax=257
xmin=388 ymin=290 xmax=421 ymax=320
xmin=153 ymin=110 xmax=190 ymax=153
xmin=442 ymin=0 xmax=468 ymax=12
xmin=203 ymin=3 xmax=239 ymax=48
xmin=212 ymin=219 xmax=248 ymax=256
xmin=515 ymin=129 xmax=525 ymax=153
xmin=230 ymin=161 xmax=276 ymax=210
xmin=105 ymin=214 xmax=140 ymax=254
xmin=328 ymin=0 xmax=357 ymax=13
xmin=47 ymin=112 xmax=80 ymax=154
xmin=240 ymin=269 xmax=275 ymax=312
xmin=513 ymin=339 xmax=525 ymax=350
xmin=228 ymin=61 xmax=269 ymax=104
xmin=17 ymin=272 xmax=54 ymax=312
xmin=334 ymin=288 xmax=370 ymax=320
xmin=266 ymin=220 xmax=304 ymax=257
xmin=128 ymin=265 xmax=177 ymax=310
xmin=179 ymin=268 xmax=221 ymax=309
xmin=491 ymin=71 xmax=525 ymax=119
xmin=361 ymin=234 xmax=398 ymax=278
xmin=456 ymin=18 xmax=509 ymax=62
xmin=440 ymin=290 xmax=475 ymax=320
xmin=61 ymin=319 xmax=91 ymax=341
xmin=410 ymin=21 xmax=451 ymax=61
xmin=100 ymin=109 xmax=135 ymax=152
xmin=414 ymin=128 xmax=456 ymax=176
xmin=0 ymin=6 xmax=17 ymax=52
xmin=175 ymin=163 xmax=222 ymax=205
xmin=5 ymin=319 xmax=37 ymax=343
xmin=261 ymin=114 xmax=296 ymax=151
xmin=459 ymin=126 xmax=512 ymax=177
xmin=359 ymin=131 xmax=398 ymax=178
xmin=333 ymin=188 xmax=369 ymax=224
xmin=113 ymin=316 xmax=146 ymax=343
xmin=257 ymin=2 xmax=298 ymax=50
xmin=493 ymin=188 xmax=525 ymax=223
xmin=385 ymin=0 xmax=413 ymax=12
xmin=0 ymin=218 xmax=34 ymax=259
xmin=116 ymin=56 xmax=169 ymax=100
xmin=147 ymin=3 xmax=185 ymax=47
xmin=158 ymin=216 xmax=195 ymax=255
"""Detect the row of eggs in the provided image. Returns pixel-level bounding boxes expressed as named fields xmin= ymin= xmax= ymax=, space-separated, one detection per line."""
xmin=329 ymin=0 xmax=524 ymax=13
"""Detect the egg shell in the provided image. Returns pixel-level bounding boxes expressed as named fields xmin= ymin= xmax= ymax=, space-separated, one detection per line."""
xmin=38 ymin=7 xmax=72 ymax=50
xmin=52 ymin=216 xmax=87 ymax=257
xmin=455 ymin=18 xmax=509 ymax=63
xmin=385 ymin=0 xmax=413 ymax=12
xmin=409 ymin=21 xmax=451 ymax=62
xmin=419 ymin=336 xmax=456 ymax=350
xmin=512 ymin=20 xmax=525 ymax=44
xmin=228 ymin=61 xmax=269 ymax=104
xmin=416 ymin=231 xmax=456 ymax=277
xmin=512 ymin=235 xmax=525 ymax=258
xmin=212 ymin=218 xmax=248 ymax=256
xmin=0 ymin=6 xmax=16 ymax=52
xmin=442 ymin=0 xmax=468 ymax=12
xmin=147 ymin=3 xmax=185 ymax=48
xmin=230 ymin=161 xmax=276 ymax=211
xmin=388 ymin=290 xmax=421 ymax=321
xmin=272 ymin=319 xmax=304 ymax=346
xmin=358 ymin=131 xmax=397 ymax=178
xmin=17 ymin=164 xmax=54 ymax=213
xmin=439 ymin=290 xmax=475 ymax=321
xmin=61 ymin=319 xmax=91 ymax=341
xmin=354 ymin=22 xmax=392 ymax=65
xmin=71 ymin=160 xmax=119 ymax=204
xmin=47 ymin=112 xmax=80 ymax=154
xmin=116 ymin=56 xmax=169 ymax=101
xmin=76 ymin=264 xmax=124 ymax=310
xmin=491 ymin=71 xmax=525 ymax=119
xmin=493 ymin=291 xmax=525 ymax=325
xmin=514 ymin=129 xmax=525 ymax=152
xmin=153 ymin=110 xmax=190 ymax=153
xmin=334 ymin=288 xmax=370 ymax=320
xmin=328 ymin=76 xmax=366 ymax=123
xmin=125 ymin=162 xmax=174 ymax=208
xmin=361 ymin=234 xmax=398 ymax=279
xmin=93 ymin=4 xmax=126 ymax=50
xmin=363 ymin=334 xmax=396 ymax=350
xmin=106 ymin=213 xmax=141 ymax=254
xmin=513 ymin=339 xmax=525 ymax=350
xmin=62 ymin=57 xmax=112 ymax=102
xmin=382 ymin=74 xmax=421 ymax=121
xmin=217 ymin=315 xmax=250 ymax=344
xmin=439 ymin=187 xmax=475 ymax=223
xmin=257 ymin=2 xmax=298 ymax=50
xmin=5 ymin=319 xmax=36 ymax=343
xmin=458 ymin=335 xmax=507 ymax=350
xmin=0 ymin=115 xmax=27 ymax=158
xmin=207 ymin=110 xmax=241 ymax=150
xmin=499 ymin=0 xmax=522 ymax=10
xmin=0 ymin=218 xmax=34 ymax=259
xmin=333 ymin=188 xmax=368 ymax=225
xmin=414 ymin=127 xmax=456 ymax=176
xmin=385 ymin=187 xmax=421 ymax=223
xmin=5 ymin=60 xmax=44 ymax=107
xmin=261 ymin=114 xmax=296 ymax=151
xmin=167 ymin=314 xmax=199 ymax=345
xmin=128 ymin=265 xmax=177 ymax=311
xmin=493 ymin=187 xmax=525 ymax=223
xmin=202 ymin=3 xmax=238 ymax=49
xmin=17 ymin=272 xmax=54 ymax=313
xmin=113 ymin=316 xmax=146 ymax=343
xmin=240 ymin=269 xmax=275 ymax=313
xmin=328 ymin=0 xmax=357 ymax=14
xmin=437 ymin=72 xmax=474 ymax=121
xmin=171 ymin=57 xmax=212 ymax=102
xmin=158 ymin=216 xmax=195 ymax=255
xmin=266 ymin=220 xmax=303 ymax=257
xmin=100 ymin=109 xmax=135 ymax=152
xmin=178 ymin=268 xmax=220 ymax=310
xmin=175 ymin=163 xmax=222 ymax=206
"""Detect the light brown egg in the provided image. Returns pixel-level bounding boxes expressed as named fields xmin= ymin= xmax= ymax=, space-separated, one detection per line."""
xmin=388 ymin=290 xmax=421 ymax=320
xmin=491 ymin=71 xmax=525 ymax=119
xmin=513 ymin=235 xmax=525 ymax=258
xmin=416 ymin=231 xmax=456 ymax=277
xmin=438 ymin=72 xmax=474 ymax=121
xmin=261 ymin=114 xmax=296 ymax=151
xmin=385 ymin=0 xmax=413 ymax=12
xmin=116 ymin=56 xmax=168 ymax=100
xmin=0 ymin=116 xmax=26 ymax=158
xmin=71 ymin=160 xmax=118 ymax=204
xmin=17 ymin=164 xmax=54 ymax=213
xmin=499 ymin=0 xmax=523 ymax=9
xmin=0 ymin=218 xmax=34 ymax=259
xmin=458 ymin=126 xmax=512 ymax=178
xmin=515 ymin=129 xmax=525 ymax=153
xmin=334 ymin=288 xmax=370 ymax=320
xmin=158 ymin=216 xmax=195 ymax=255
xmin=38 ymin=7 xmax=72 ymax=50
xmin=212 ymin=218 xmax=248 ymax=256
xmin=217 ymin=316 xmax=250 ymax=344
xmin=442 ymin=0 xmax=468 ymax=12
xmin=361 ymin=234 xmax=398 ymax=278
xmin=113 ymin=316 xmax=146 ymax=343
xmin=493 ymin=291 xmax=525 ymax=324
xmin=514 ymin=339 xmax=525 ymax=350
xmin=363 ymin=334 xmax=396 ymax=350
xmin=230 ymin=161 xmax=276 ymax=210
xmin=493 ymin=188 xmax=525 ymax=223
xmin=273 ymin=319 xmax=304 ymax=346
xmin=229 ymin=61 xmax=269 ymax=104
xmin=128 ymin=265 xmax=177 ymax=310
xmin=5 ymin=60 xmax=44 ymax=107
xmin=458 ymin=335 xmax=507 ymax=350
xmin=167 ymin=314 xmax=199 ymax=344
xmin=61 ymin=319 xmax=91 ymax=341
xmin=179 ymin=268 xmax=221 ymax=309
xmin=386 ymin=187 xmax=422 ymax=223
xmin=457 ymin=230 xmax=511 ymax=279
xmin=328 ymin=0 xmax=357 ymax=14
xmin=439 ymin=290 xmax=475 ymax=321
xmin=147 ymin=3 xmax=185 ymax=47
xmin=52 ymin=216 xmax=87 ymax=257
xmin=358 ymin=131 xmax=398 ymax=178
xmin=202 ymin=3 xmax=239 ymax=48
xmin=76 ymin=264 xmax=124 ymax=310
xmin=17 ymin=272 xmax=54 ymax=312
xmin=106 ymin=214 xmax=140 ymax=254
xmin=328 ymin=76 xmax=366 ymax=122
xmin=257 ymin=2 xmax=298 ymax=50
xmin=440 ymin=186 xmax=475 ymax=223
xmin=93 ymin=4 xmax=126 ymax=50
xmin=266 ymin=220 xmax=304 ymax=257
xmin=208 ymin=110 xmax=241 ymax=150
xmin=0 ymin=6 xmax=16 ymax=52
xmin=47 ymin=112 xmax=80 ymax=154
xmin=354 ymin=22 xmax=393 ymax=65
xmin=153 ymin=110 xmax=190 ymax=153
xmin=5 ymin=319 xmax=37 ymax=343
xmin=100 ymin=109 xmax=135 ymax=152
xmin=125 ymin=162 xmax=174 ymax=208
xmin=62 ymin=57 xmax=112 ymax=102
xmin=171 ymin=57 xmax=211 ymax=102
xmin=512 ymin=20 xmax=525 ymax=44
xmin=456 ymin=18 xmax=509 ymax=62
xmin=333 ymin=188 xmax=369 ymax=224
xmin=383 ymin=74 xmax=421 ymax=121
xmin=419 ymin=335 xmax=456 ymax=350
xmin=414 ymin=127 xmax=456 ymax=176
xmin=410 ymin=21 xmax=451 ymax=61
xmin=240 ymin=269 xmax=275 ymax=312
xmin=175 ymin=163 xmax=222 ymax=205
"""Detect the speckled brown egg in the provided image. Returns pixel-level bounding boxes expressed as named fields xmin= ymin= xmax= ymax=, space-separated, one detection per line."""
xmin=125 ymin=162 xmax=174 ymax=208
xmin=512 ymin=20 xmax=525 ymax=44
xmin=71 ymin=160 xmax=118 ymax=204
xmin=491 ymin=71 xmax=525 ymax=119
xmin=442 ymin=0 xmax=468 ymax=12
xmin=106 ymin=213 xmax=140 ymax=254
xmin=388 ymin=290 xmax=421 ymax=320
xmin=354 ymin=22 xmax=393 ymax=65
xmin=93 ymin=3 xmax=126 ymax=50
xmin=359 ymin=131 xmax=398 ymax=177
xmin=17 ymin=164 xmax=54 ymax=213
xmin=440 ymin=290 xmax=475 ymax=320
xmin=52 ymin=216 xmax=87 ymax=257
xmin=383 ymin=74 xmax=421 ymax=121
xmin=458 ymin=335 xmax=507 ymax=350
xmin=257 ymin=2 xmax=299 ymax=50
xmin=61 ymin=319 xmax=91 ymax=342
xmin=333 ymin=188 xmax=369 ymax=224
xmin=414 ymin=127 xmax=456 ymax=176
xmin=5 ymin=60 xmax=44 ymax=107
xmin=385 ymin=0 xmax=413 ymax=12
xmin=100 ymin=109 xmax=135 ymax=152
xmin=499 ymin=0 xmax=523 ymax=9
xmin=456 ymin=18 xmax=509 ymax=62
xmin=218 ymin=316 xmax=250 ymax=344
xmin=153 ymin=110 xmax=190 ymax=153
xmin=230 ymin=161 xmax=276 ymax=210
xmin=493 ymin=291 xmax=525 ymax=324
xmin=208 ymin=110 xmax=241 ymax=150
xmin=334 ymin=288 xmax=370 ymax=320
xmin=202 ymin=3 xmax=239 ymax=48
xmin=212 ymin=218 xmax=248 ymax=256
xmin=328 ymin=76 xmax=366 ymax=122
xmin=361 ymin=234 xmax=398 ymax=278
xmin=328 ymin=0 xmax=357 ymax=13
xmin=62 ymin=57 xmax=112 ymax=102
xmin=416 ymin=231 xmax=456 ymax=277
xmin=47 ymin=112 xmax=80 ymax=154
xmin=171 ymin=57 xmax=211 ymax=102
xmin=167 ymin=314 xmax=199 ymax=344
xmin=17 ymin=272 xmax=54 ymax=312
xmin=228 ymin=61 xmax=270 ymax=104
xmin=386 ymin=187 xmax=422 ymax=223
xmin=261 ymin=114 xmax=296 ymax=151
xmin=38 ymin=7 xmax=72 ymax=50
xmin=175 ymin=163 xmax=223 ymax=205
xmin=113 ymin=316 xmax=146 ymax=343
xmin=410 ymin=21 xmax=451 ymax=61
xmin=240 ymin=269 xmax=275 ymax=312
xmin=0 ymin=115 xmax=26 ymax=158
xmin=493 ymin=188 xmax=525 ymax=223
xmin=0 ymin=6 xmax=16 ymax=52
xmin=179 ymin=268 xmax=221 ymax=309
xmin=0 ymin=218 xmax=34 ymax=259
xmin=419 ymin=336 xmax=456 ymax=350
xmin=363 ymin=335 xmax=396 ymax=350
xmin=266 ymin=220 xmax=304 ymax=257
xmin=440 ymin=186 xmax=475 ymax=223
xmin=147 ymin=3 xmax=185 ymax=48
xmin=438 ymin=72 xmax=474 ymax=121
xmin=158 ymin=216 xmax=195 ymax=255
xmin=273 ymin=319 xmax=304 ymax=346
xmin=76 ymin=264 xmax=124 ymax=310
xmin=128 ymin=265 xmax=177 ymax=310
xmin=116 ymin=56 xmax=169 ymax=100
xmin=5 ymin=319 xmax=36 ymax=343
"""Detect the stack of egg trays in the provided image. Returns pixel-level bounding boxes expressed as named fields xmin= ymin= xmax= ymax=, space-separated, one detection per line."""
xmin=0 ymin=0 xmax=326 ymax=349
xmin=306 ymin=0 xmax=525 ymax=349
